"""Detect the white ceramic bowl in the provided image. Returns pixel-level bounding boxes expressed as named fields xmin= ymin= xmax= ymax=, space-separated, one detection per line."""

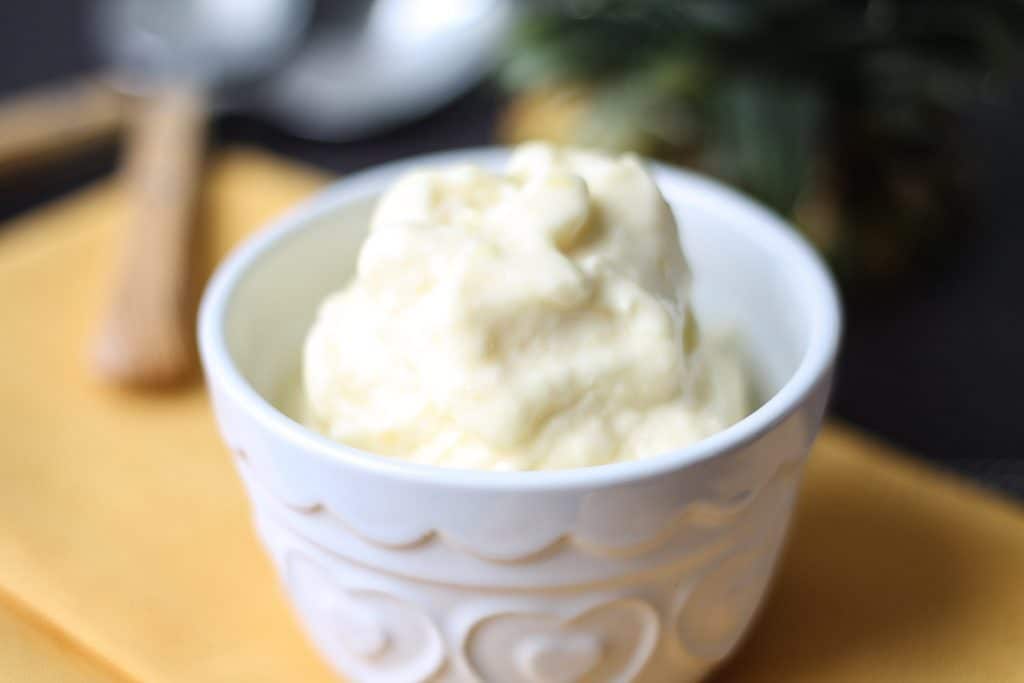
xmin=198 ymin=149 xmax=841 ymax=683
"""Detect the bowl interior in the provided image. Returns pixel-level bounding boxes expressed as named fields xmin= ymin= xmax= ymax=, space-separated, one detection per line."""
xmin=222 ymin=196 xmax=374 ymax=407
xmin=220 ymin=158 xmax=823 ymax=430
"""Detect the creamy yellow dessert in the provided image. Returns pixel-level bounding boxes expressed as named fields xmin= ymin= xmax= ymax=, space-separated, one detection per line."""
xmin=302 ymin=144 xmax=748 ymax=470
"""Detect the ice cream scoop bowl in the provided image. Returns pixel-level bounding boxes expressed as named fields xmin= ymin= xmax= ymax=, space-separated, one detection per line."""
xmin=198 ymin=148 xmax=840 ymax=682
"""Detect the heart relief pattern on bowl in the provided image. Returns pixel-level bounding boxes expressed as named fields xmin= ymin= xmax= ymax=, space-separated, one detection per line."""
xmin=200 ymin=148 xmax=840 ymax=682
xmin=235 ymin=421 xmax=807 ymax=683
xmin=464 ymin=598 xmax=659 ymax=682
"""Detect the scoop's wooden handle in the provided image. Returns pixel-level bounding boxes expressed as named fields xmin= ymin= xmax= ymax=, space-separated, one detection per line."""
xmin=92 ymin=86 xmax=207 ymax=387
xmin=0 ymin=77 xmax=124 ymax=175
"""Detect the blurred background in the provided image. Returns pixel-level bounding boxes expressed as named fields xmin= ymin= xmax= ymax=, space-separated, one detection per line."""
xmin=2 ymin=0 xmax=1022 ymax=495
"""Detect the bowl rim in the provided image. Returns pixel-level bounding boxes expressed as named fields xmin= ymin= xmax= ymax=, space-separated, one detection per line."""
xmin=198 ymin=146 xmax=841 ymax=492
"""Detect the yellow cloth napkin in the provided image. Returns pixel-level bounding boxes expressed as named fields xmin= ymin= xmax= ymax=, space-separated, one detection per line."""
xmin=1 ymin=149 xmax=1022 ymax=682
xmin=0 ymin=597 xmax=120 ymax=683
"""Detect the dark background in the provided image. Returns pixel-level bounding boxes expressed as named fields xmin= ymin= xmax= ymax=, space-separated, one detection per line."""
xmin=3 ymin=2 xmax=1023 ymax=497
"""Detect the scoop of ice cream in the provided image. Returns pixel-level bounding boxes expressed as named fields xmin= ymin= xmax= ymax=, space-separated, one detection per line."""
xmin=303 ymin=143 xmax=747 ymax=470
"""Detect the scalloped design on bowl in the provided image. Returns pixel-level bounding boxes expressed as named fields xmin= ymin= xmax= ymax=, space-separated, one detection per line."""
xmin=255 ymin=499 xmax=795 ymax=683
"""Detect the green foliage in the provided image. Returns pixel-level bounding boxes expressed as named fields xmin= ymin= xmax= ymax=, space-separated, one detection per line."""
xmin=501 ymin=0 xmax=1024 ymax=279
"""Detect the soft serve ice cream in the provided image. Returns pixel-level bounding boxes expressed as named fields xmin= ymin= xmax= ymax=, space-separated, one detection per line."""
xmin=302 ymin=144 xmax=748 ymax=470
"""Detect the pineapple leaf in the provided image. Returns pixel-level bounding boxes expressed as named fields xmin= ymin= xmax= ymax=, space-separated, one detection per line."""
xmin=709 ymin=77 xmax=824 ymax=214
